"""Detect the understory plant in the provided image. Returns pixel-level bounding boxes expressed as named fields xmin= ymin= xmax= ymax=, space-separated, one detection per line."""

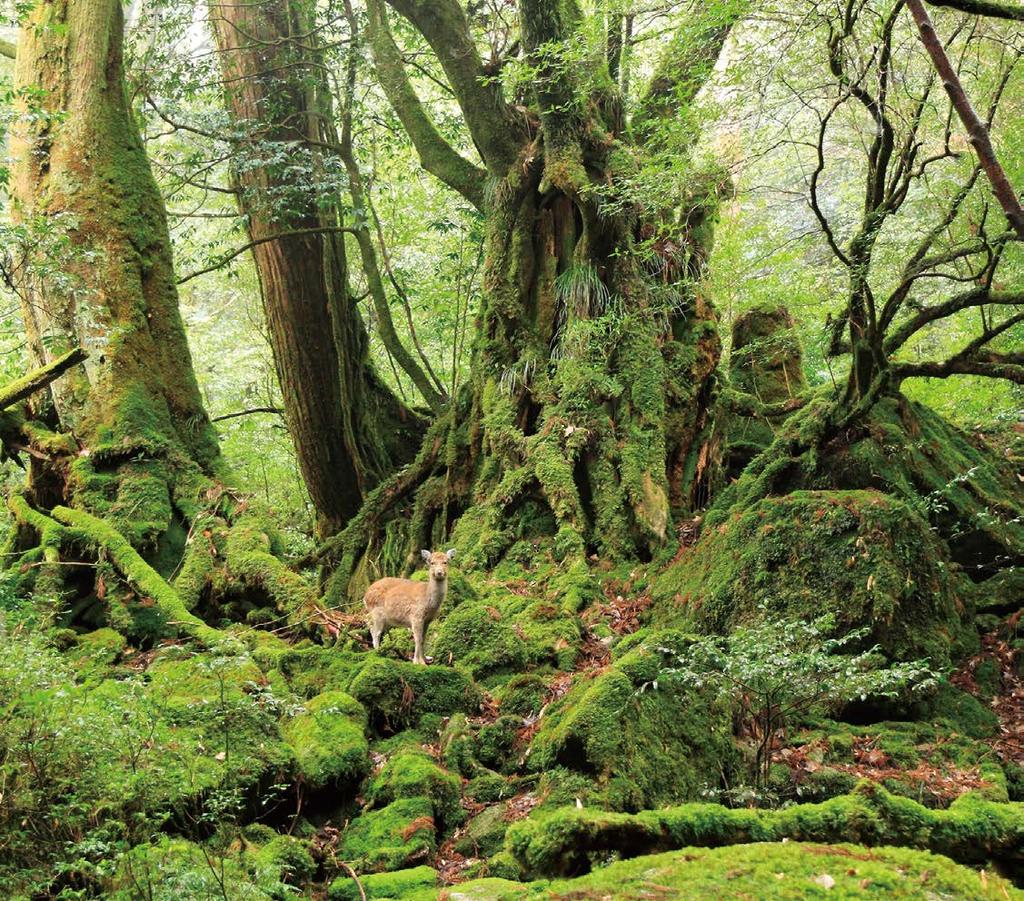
xmin=647 ymin=610 xmax=939 ymax=794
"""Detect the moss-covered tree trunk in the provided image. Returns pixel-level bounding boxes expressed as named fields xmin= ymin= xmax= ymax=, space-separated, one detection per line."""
xmin=209 ymin=0 xmax=421 ymax=538
xmin=321 ymin=0 xmax=732 ymax=599
xmin=5 ymin=0 xmax=313 ymax=642
xmin=10 ymin=0 xmax=221 ymax=520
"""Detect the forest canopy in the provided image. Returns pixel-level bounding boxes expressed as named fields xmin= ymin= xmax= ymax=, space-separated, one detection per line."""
xmin=0 ymin=0 xmax=1021 ymax=898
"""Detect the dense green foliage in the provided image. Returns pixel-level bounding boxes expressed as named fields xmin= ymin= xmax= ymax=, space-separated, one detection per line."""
xmin=0 ymin=0 xmax=1021 ymax=897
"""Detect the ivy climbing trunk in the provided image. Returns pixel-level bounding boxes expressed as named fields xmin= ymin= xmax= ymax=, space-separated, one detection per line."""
xmin=5 ymin=0 xmax=317 ymax=644
xmin=209 ymin=0 xmax=420 ymax=538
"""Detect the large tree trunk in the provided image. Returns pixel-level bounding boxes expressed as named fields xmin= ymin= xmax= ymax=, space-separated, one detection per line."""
xmin=6 ymin=0 xmax=313 ymax=643
xmin=10 ymin=0 xmax=221 ymax=512
xmin=209 ymin=0 xmax=421 ymax=538
xmin=320 ymin=0 xmax=727 ymax=599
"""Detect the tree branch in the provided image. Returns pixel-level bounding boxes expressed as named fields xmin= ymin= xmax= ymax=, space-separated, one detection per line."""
xmin=0 ymin=347 xmax=87 ymax=410
xmin=176 ymin=226 xmax=356 ymax=284
xmin=906 ymin=0 xmax=1024 ymax=238
xmin=385 ymin=0 xmax=526 ymax=173
xmin=884 ymin=287 xmax=1024 ymax=353
xmin=365 ymin=0 xmax=487 ymax=210
xmin=925 ymin=0 xmax=1024 ymax=19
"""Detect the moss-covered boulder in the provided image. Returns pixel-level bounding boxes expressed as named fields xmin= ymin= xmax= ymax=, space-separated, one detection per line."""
xmin=349 ymin=657 xmax=482 ymax=732
xmin=430 ymin=601 xmax=528 ymax=680
xmin=652 ymin=489 xmax=967 ymax=667
xmin=714 ymin=395 xmax=1024 ymax=584
xmin=527 ymin=632 xmax=736 ymax=810
xmin=446 ymin=842 xmax=1022 ymax=900
xmin=365 ymin=747 xmax=464 ymax=831
xmin=140 ymin=650 xmax=295 ymax=803
xmin=454 ymin=802 xmax=510 ymax=857
xmin=280 ymin=690 xmax=369 ymax=791
xmin=339 ymin=797 xmax=436 ymax=872
xmin=328 ymin=864 xmax=437 ymax=901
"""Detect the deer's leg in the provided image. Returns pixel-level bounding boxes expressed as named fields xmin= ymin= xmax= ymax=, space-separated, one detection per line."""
xmin=412 ymin=617 xmax=427 ymax=665
xmin=369 ymin=609 xmax=385 ymax=649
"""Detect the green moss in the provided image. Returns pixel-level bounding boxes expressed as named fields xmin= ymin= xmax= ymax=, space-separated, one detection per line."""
xmin=349 ymin=657 xmax=482 ymax=733
xmin=281 ymin=690 xmax=370 ymax=791
xmin=466 ymin=772 xmax=514 ymax=803
xmin=68 ymin=627 xmax=126 ymax=675
xmin=328 ymin=864 xmax=437 ymax=901
xmin=448 ymin=842 xmax=1022 ymax=899
xmin=496 ymin=674 xmax=548 ymax=718
xmin=454 ymin=802 xmax=510 ymax=857
xmin=527 ymin=633 xmax=736 ymax=810
xmin=430 ymin=601 xmax=528 ymax=680
xmin=50 ymin=505 xmax=226 ymax=647
xmin=249 ymin=832 xmax=317 ymax=884
xmin=653 ymin=490 xmax=966 ymax=667
xmin=922 ymin=681 xmax=998 ymax=738
xmin=340 ymin=797 xmax=436 ymax=872
xmin=504 ymin=781 xmax=1024 ymax=878
xmin=366 ymin=748 xmax=464 ymax=831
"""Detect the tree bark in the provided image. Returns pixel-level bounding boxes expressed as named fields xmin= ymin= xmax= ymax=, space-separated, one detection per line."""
xmin=209 ymin=0 xmax=421 ymax=537
xmin=7 ymin=0 xmax=315 ymax=642
xmin=323 ymin=1 xmax=734 ymax=598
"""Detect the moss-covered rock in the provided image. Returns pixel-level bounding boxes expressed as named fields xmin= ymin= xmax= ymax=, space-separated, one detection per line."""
xmin=281 ymin=690 xmax=369 ymax=791
xmin=527 ymin=632 xmax=736 ymax=810
xmin=339 ymin=797 xmax=436 ymax=872
xmin=454 ymin=802 xmax=510 ymax=857
xmin=713 ymin=395 xmax=1024 ymax=585
xmin=328 ymin=864 xmax=437 ymax=901
xmin=445 ymin=842 xmax=1022 ymax=899
xmin=366 ymin=748 xmax=464 ymax=831
xmin=430 ymin=601 xmax=529 ymax=680
xmin=349 ymin=657 xmax=482 ymax=733
xmin=652 ymin=490 xmax=966 ymax=667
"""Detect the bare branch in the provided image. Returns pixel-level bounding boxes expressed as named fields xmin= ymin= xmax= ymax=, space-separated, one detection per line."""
xmin=906 ymin=0 xmax=1024 ymax=238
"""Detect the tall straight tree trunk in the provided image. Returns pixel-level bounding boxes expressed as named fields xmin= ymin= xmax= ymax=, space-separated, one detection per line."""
xmin=6 ymin=0 xmax=315 ymax=642
xmin=209 ymin=0 xmax=420 ymax=538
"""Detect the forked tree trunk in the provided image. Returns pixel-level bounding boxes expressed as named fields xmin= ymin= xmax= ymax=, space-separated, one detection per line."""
xmin=321 ymin=0 xmax=727 ymax=599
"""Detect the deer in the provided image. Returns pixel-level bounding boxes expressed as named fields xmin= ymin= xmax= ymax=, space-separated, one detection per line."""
xmin=363 ymin=549 xmax=455 ymax=664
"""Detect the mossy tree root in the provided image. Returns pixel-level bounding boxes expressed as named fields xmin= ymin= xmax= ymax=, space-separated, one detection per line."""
xmin=47 ymin=506 xmax=226 ymax=646
xmin=506 ymin=781 xmax=1024 ymax=879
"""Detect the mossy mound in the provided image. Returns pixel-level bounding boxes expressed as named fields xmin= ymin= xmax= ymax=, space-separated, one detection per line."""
xmin=105 ymin=833 xmax=306 ymax=899
xmin=527 ymin=632 xmax=736 ymax=810
xmin=329 ymin=864 xmax=437 ymax=901
xmin=339 ymin=797 xmax=436 ymax=872
xmin=135 ymin=649 xmax=295 ymax=804
xmin=653 ymin=489 xmax=966 ymax=667
xmin=430 ymin=601 xmax=529 ymax=680
xmin=504 ymin=780 xmax=1024 ymax=878
xmin=366 ymin=747 xmax=464 ymax=831
xmin=716 ymin=394 xmax=1024 ymax=584
xmin=280 ymin=690 xmax=369 ymax=791
xmin=441 ymin=842 xmax=1022 ymax=900
xmin=349 ymin=657 xmax=482 ymax=733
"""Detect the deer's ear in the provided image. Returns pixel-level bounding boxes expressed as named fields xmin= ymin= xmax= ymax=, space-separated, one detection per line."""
xmin=420 ymin=549 xmax=431 ymax=562
xmin=445 ymin=548 xmax=456 ymax=561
